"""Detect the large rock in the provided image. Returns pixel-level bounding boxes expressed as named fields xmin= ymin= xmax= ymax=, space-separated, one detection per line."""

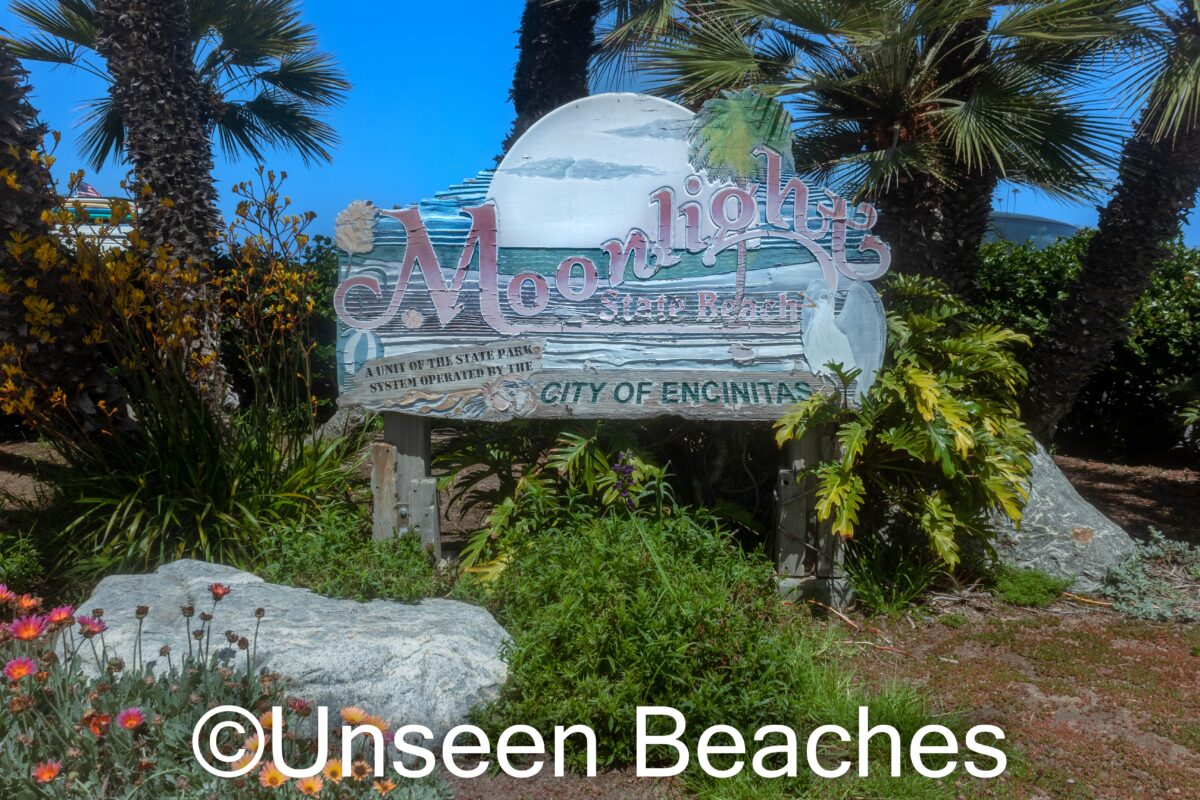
xmin=993 ymin=443 xmax=1136 ymax=593
xmin=79 ymin=560 xmax=508 ymax=743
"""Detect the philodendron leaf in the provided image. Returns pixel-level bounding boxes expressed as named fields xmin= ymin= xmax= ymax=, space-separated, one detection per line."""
xmin=688 ymin=90 xmax=794 ymax=183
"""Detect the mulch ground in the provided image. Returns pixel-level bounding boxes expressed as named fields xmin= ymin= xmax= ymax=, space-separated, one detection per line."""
xmin=846 ymin=599 xmax=1200 ymax=799
xmin=1054 ymin=454 xmax=1200 ymax=545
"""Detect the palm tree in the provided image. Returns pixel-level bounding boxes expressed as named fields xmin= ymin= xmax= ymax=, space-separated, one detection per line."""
xmin=92 ymin=0 xmax=227 ymax=403
xmin=618 ymin=0 xmax=1139 ymax=294
xmin=1024 ymin=2 xmax=1200 ymax=440
xmin=7 ymin=0 xmax=349 ymax=170
xmin=503 ymin=0 xmax=601 ymax=153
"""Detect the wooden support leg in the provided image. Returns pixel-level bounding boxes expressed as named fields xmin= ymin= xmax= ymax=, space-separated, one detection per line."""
xmin=773 ymin=424 xmax=853 ymax=608
xmin=371 ymin=412 xmax=441 ymax=555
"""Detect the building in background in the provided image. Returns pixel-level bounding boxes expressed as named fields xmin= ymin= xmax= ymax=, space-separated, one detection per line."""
xmin=987 ymin=212 xmax=1077 ymax=250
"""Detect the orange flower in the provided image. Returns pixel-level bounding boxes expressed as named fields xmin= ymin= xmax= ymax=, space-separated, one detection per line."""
xmin=258 ymin=761 xmax=287 ymax=789
xmin=14 ymin=594 xmax=40 ymax=613
xmin=322 ymin=759 xmax=343 ymax=783
xmin=32 ymin=760 xmax=62 ymax=784
xmin=46 ymin=605 xmax=75 ymax=626
xmin=373 ymin=778 xmax=398 ymax=795
xmin=0 ymin=584 xmax=14 ymax=604
xmin=340 ymin=706 xmax=368 ymax=726
xmin=83 ymin=710 xmax=112 ymax=737
xmin=209 ymin=583 xmax=232 ymax=601
xmin=296 ymin=775 xmax=324 ymax=796
xmin=349 ymin=759 xmax=372 ymax=781
xmin=365 ymin=714 xmax=390 ymax=735
xmin=9 ymin=615 xmax=47 ymax=641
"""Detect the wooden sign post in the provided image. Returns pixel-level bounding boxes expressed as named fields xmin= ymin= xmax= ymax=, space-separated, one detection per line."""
xmin=334 ymin=94 xmax=892 ymax=601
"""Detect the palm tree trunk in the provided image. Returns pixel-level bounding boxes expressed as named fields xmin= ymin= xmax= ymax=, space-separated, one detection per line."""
xmin=93 ymin=0 xmax=230 ymax=407
xmin=871 ymin=17 xmax=996 ymax=297
xmin=502 ymin=0 xmax=601 ymax=153
xmin=1023 ymin=112 xmax=1200 ymax=440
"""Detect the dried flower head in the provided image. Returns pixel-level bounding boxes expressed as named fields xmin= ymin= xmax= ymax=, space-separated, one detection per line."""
xmin=181 ymin=605 xmax=195 ymax=618
xmin=77 ymin=616 xmax=107 ymax=638
xmin=135 ymin=605 xmax=150 ymax=619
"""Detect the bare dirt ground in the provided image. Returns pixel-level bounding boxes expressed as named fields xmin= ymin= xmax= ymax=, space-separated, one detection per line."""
xmin=848 ymin=600 xmax=1200 ymax=799
xmin=1055 ymin=454 xmax=1200 ymax=545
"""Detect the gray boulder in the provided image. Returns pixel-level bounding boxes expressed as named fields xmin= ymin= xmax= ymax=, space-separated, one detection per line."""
xmin=78 ymin=560 xmax=508 ymax=744
xmin=993 ymin=443 xmax=1136 ymax=593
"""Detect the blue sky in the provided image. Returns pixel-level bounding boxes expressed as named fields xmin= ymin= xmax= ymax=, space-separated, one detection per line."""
xmin=3 ymin=0 xmax=1197 ymax=245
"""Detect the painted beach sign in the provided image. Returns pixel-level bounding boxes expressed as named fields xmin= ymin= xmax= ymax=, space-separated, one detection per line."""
xmin=334 ymin=93 xmax=892 ymax=421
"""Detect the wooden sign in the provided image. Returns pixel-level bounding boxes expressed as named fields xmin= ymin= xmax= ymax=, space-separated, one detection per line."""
xmin=334 ymin=93 xmax=892 ymax=422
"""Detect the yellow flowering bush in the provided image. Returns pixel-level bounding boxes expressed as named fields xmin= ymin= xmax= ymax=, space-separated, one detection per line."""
xmin=2 ymin=167 xmax=358 ymax=580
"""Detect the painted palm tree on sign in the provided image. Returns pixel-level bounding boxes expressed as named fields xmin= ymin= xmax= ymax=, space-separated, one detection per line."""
xmin=612 ymin=0 xmax=1143 ymax=293
xmin=6 ymin=0 xmax=349 ymax=169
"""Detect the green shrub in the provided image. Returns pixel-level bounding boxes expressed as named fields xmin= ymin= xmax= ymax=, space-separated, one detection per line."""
xmin=258 ymin=507 xmax=437 ymax=603
xmin=475 ymin=501 xmax=957 ymax=789
xmin=0 ymin=533 xmax=42 ymax=594
xmin=775 ymin=275 xmax=1035 ymax=569
xmin=979 ymin=233 xmax=1200 ymax=457
xmin=992 ymin=566 xmax=1069 ymax=608
xmin=844 ymin=535 xmax=947 ymax=616
xmin=1104 ymin=530 xmax=1200 ymax=621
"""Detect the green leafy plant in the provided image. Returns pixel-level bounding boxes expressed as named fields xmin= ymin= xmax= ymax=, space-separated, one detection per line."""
xmin=474 ymin=504 xmax=953 ymax=791
xmin=0 ymin=533 xmax=42 ymax=594
xmin=979 ymin=232 xmax=1200 ymax=457
xmin=843 ymin=535 xmax=947 ymax=617
xmin=258 ymin=507 xmax=438 ymax=603
xmin=992 ymin=566 xmax=1069 ymax=608
xmin=4 ymin=171 xmax=360 ymax=582
xmin=775 ymin=275 xmax=1036 ymax=569
xmin=1104 ymin=530 xmax=1200 ymax=621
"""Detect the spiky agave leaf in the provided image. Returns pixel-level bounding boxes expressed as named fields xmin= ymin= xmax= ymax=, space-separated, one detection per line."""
xmin=688 ymin=89 xmax=794 ymax=182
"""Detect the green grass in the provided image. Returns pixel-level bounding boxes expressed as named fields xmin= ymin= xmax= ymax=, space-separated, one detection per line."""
xmin=992 ymin=566 xmax=1069 ymax=608
xmin=257 ymin=506 xmax=438 ymax=602
xmin=939 ymin=612 xmax=969 ymax=628
xmin=474 ymin=506 xmax=974 ymax=796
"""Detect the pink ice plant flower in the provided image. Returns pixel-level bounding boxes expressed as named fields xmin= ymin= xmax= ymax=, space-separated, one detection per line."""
xmin=46 ymin=605 xmax=75 ymax=627
xmin=117 ymin=707 xmax=146 ymax=731
xmin=9 ymin=615 xmax=47 ymax=641
xmin=77 ymin=615 xmax=107 ymax=638
xmin=3 ymin=656 xmax=37 ymax=681
xmin=0 ymin=584 xmax=15 ymax=604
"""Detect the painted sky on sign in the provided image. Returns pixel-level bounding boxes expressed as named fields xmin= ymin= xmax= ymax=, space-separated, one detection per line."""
xmin=2 ymin=0 xmax=1197 ymax=245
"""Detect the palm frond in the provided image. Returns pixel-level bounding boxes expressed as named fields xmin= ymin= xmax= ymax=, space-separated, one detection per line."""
xmin=223 ymin=92 xmax=339 ymax=165
xmin=77 ymin=93 xmax=125 ymax=170
xmin=255 ymin=51 xmax=349 ymax=104
xmin=10 ymin=0 xmax=96 ymax=48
